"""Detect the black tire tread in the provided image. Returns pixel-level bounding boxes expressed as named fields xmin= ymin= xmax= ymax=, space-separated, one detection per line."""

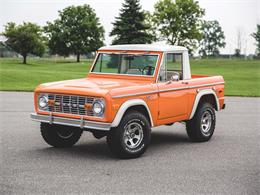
xmin=186 ymin=102 xmax=216 ymax=142
xmin=107 ymin=111 xmax=151 ymax=159
xmin=40 ymin=123 xmax=82 ymax=148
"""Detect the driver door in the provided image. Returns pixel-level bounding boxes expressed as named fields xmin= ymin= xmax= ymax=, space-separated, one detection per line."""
xmin=157 ymin=53 xmax=189 ymax=121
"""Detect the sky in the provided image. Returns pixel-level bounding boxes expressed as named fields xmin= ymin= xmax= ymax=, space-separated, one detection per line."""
xmin=0 ymin=0 xmax=259 ymax=55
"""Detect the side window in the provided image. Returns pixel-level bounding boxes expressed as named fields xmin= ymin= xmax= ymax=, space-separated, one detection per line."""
xmin=158 ymin=53 xmax=183 ymax=82
xmin=158 ymin=55 xmax=166 ymax=82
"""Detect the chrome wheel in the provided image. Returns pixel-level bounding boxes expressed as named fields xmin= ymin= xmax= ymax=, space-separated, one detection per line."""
xmin=123 ymin=122 xmax=144 ymax=149
xmin=57 ymin=129 xmax=74 ymax=139
xmin=200 ymin=111 xmax=212 ymax=135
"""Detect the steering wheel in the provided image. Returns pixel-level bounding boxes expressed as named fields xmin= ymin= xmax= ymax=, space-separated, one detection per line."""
xmin=142 ymin=66 xmax=155 ymax=75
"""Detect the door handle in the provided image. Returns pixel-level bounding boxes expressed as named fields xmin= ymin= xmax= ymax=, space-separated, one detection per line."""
xmin=182 ymin=81 xmax=189 ymax=84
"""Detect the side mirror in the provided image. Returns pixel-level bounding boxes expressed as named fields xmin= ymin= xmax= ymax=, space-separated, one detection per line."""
xmin=171 ymin=73 xmax=180 ymax=81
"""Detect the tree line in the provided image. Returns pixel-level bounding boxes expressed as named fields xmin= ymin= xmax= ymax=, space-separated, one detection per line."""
xmin=1 ymin=0 xmax=260 ymax=64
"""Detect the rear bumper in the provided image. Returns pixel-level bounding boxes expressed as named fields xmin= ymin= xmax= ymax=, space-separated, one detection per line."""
xmin=30 ymin=113 xmax=111 ymax=131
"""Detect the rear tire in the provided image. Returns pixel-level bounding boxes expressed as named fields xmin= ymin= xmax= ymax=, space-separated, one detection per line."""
xmin=107 ymin=111 xmax=151 ymax=159
xmin=40 ymin=123 xmax=83 ymax=147
xmin=186 ymin=102 xmax=216 ymax=142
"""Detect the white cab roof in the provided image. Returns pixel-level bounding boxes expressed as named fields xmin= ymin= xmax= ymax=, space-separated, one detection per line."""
xmin=99 ymin=44 xmax=188 ymax=52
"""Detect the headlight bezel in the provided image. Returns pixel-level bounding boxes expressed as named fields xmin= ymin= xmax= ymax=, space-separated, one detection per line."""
xmin=38 ymin=94 xmax=48 ymax=111
xmin=92 ymin=99 xmax=105 ymax=117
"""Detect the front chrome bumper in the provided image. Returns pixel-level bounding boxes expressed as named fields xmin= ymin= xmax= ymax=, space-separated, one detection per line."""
xmin=30 ymin=113 xmax=111 ymax=131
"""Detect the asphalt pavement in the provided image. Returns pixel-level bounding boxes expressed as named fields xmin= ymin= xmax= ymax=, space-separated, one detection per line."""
xmin=0 ymin=92 xmax=259 ymax=194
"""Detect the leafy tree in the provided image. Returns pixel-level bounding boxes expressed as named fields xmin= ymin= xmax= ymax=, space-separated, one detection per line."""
xmin=153 ymin=0 xmax=205 ymax=52
xmin=199 ymin=20 xmax=226 ymax=57
xmin=45 ymin=4 xmax=104 ymax=62
xmin=252 ymin=24 xmax=260 ymax=57
xmin=44 ymin=21 xmax=70 ymax=57
xmin=110 ymin=0 xmax=153 ymax=44
xmin=2 ymin=22 xmax=45 ymax=64
xmin=144 ymin=11 xmax=158 ymax=42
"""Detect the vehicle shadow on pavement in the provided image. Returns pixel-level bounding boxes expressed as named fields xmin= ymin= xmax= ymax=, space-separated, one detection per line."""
xmin=151 ymin=131 xmax=189 ymax=146
xmin=36 ymin=131 xmax=191 ymax=160
xmin=149 ymin=131 xmax=191 ymax=151
xmin=37 ymin=140 xmax=114 ymax=160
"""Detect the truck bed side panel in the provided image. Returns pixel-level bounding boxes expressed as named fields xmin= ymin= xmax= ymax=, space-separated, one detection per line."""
xmin=186 ymin=75 xmax=225 ymax=118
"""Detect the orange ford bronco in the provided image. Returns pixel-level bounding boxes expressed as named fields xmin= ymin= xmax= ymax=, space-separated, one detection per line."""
xmin=31 ymin=44 xmax=225 ymax=158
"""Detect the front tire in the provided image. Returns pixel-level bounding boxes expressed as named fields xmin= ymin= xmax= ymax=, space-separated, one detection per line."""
xmin=186 ymin=102 xmax=216 ymax=142
xmin=107 ymin=111 xmax=151 ymax=159
xmin=40 ymin=123 xmax=83 ymax=147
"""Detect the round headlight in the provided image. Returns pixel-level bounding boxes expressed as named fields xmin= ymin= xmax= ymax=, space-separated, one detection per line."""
xmin=93 ymin=100 xmax=104 ymax=116
xmin=38 ymin=95 xmax=48 ymax=110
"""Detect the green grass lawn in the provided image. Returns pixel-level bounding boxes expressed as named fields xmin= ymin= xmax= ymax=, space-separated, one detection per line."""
xmin=191 ymin=59 xmax=260 ymax=97
xmin=0 ymin=57 xmax=259 ymax=96
xmin=0 ymin=58 xmax=91 ymax=91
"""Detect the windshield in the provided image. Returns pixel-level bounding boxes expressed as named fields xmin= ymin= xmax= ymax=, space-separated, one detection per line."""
xmin=91 ymin=53 xmax=158 ymax=76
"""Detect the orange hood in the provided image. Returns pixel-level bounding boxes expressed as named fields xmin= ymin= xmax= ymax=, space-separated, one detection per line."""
xmin=35 ymin=77 xmax=155 ymax=97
